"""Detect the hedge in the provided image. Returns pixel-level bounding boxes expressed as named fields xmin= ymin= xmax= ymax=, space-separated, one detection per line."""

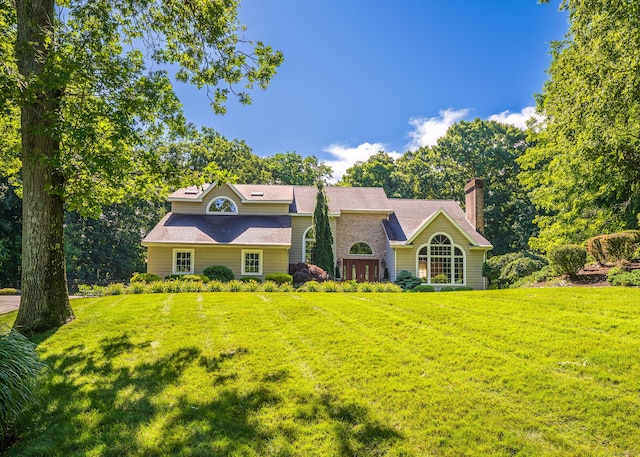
xmin=586 ymin=230 xmax=640 ymax=265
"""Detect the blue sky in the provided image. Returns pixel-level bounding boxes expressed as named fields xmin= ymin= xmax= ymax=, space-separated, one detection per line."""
xmin=173 ymin=1 xmax=569 ymax=180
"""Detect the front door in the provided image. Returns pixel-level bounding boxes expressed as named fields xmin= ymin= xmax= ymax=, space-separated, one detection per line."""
xmin=343 ymin=259 xmax=379 ymax=282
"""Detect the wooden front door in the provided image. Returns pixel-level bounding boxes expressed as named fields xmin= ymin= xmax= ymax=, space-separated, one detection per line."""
xmin=343 ymin=259 xmax=379 ymax=282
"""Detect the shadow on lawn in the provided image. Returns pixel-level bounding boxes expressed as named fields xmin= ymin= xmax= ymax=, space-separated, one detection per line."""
xmin=11 ymin=332 xmax=402 ymax=456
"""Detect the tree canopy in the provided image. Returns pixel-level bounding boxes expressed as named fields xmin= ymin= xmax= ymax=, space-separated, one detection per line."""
xmin=520 ymin=0 xmax=640 ymax=251
xmin=2 ymin=0 xmax=283 ymax=332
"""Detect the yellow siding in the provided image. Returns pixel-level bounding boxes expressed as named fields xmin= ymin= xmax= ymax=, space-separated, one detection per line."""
xmin=290 ymin=216 xmax=313 ymax=263
xmin=289 ymin=216 xmax=337 ymax=266
xmin=146 ymin=245 xmax=289 ymax=280
xmin=171 ymin=184 xmax=290 ymax=215
xmin=393 ymin=212 xmax=488 ymax=289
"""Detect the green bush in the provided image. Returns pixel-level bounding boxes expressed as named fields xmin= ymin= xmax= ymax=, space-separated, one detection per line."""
xmin=548 ymin=244 xmax=587 ymax=278
xmin=128 ymin=282 xmax=147 ymax=294
xmin=440 ymin=286 xmax=474 ymax=292
xmin=483 ymin=252 xmax=548 ymax=288
xmin=587 ymin=231 xmax=640 ymax=265
xmin=431 ymin=274 xmax=448 ymax=284
xmin=164 ymin=274 xmax=209 ymax=283
xmin=0 ymin=288 xmax=19 ymax=296
xmin=340 ymin=280 xmax=358 ymax=292
xmin=413 ymin=285 xmax=435 ymax=292
xmin=0 ymin=325 xmax=46 ymax=448
xmin=206 ymin=281 xmax=224 ymax=292
xmin=395 ymin=270 xmax=422 ymax=291
xmin=264 ymin=273 xmax=293 ymax=285
xmin=225 ymin=280 xmax=245 ymax=292
xmin=261 ymin=281 xmax=279 ymax=292
xmin=103 ymin=283 xmax=126 ymax=295
xmin=203 ymin=265 xmax=235 ymax=282
xmin=358 ymin=282 xmax=374 ymax=292
xmin=299 ymin=280 xmax=321 ymax=292
xmin=321 ymin=281 xmax=339 ymax=292
xmin=606 ymin=267 xmax=640 ymax=286
xmin=130 ymin=273 xmax=161 ymax=283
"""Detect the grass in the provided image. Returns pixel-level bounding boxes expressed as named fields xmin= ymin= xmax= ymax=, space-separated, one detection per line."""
xmin=1 ymin=288 xmax=639 ymax=456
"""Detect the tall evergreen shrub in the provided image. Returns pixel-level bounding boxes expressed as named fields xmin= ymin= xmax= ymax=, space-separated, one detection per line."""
xmin=312 ymin=181 xmax=334 ymax=276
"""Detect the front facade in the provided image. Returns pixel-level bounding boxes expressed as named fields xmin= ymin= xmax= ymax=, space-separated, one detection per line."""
xmin=142 ymin=180 xmax=493 ymax=288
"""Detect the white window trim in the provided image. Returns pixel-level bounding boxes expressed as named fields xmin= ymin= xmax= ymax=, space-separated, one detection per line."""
xmin=241 ymin=249 xmax=263 ymax=276
xmin=206 ymin=196 xmax=239 ymax=215
xmin=415 ymin=232 xmax=467 ymax=286
xmin=172 ymin=248 xmax=195 ymax=275
xmin=302 ymin=226 xmax=315 ymax=263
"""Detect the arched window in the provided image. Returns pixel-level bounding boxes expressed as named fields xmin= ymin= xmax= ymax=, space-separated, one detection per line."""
xmin=417 ymin=234 xmax=465 ymax=284
xmin=349 ymin=242 xmax=373 ymax=255
xmin=207 ymin=196 xmax=238 ymax=214
xmin=303 ymin=226 xmax=315 ymax=263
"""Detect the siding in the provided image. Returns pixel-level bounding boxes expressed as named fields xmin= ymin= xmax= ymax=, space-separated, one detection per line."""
xmin=393 ymin=212 xmax=488 ymax=289
xmin=171 ymin=184 xmax=290 ymax=215
xmin=146 ymin=245 xmax=289 ymax=280
xmin=288 ymin=216 xmax=337 ymax=268
xmin=385 ymin=237 xmax=396 ymax=282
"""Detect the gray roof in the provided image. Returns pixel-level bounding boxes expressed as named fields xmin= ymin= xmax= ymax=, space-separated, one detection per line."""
xmin=232 ymin=184 xmax=293 ymax=202
xmin=383 ymin=199 xmax=492 ymax=247
xmin=291 ymin=186 xmax=392 ymax=214
xmin=142 ymin=213 xmax=292 ymax=246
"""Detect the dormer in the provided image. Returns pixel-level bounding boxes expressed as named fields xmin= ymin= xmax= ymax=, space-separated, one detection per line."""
xmin=168 ymin=183 xmax=294 ymax=216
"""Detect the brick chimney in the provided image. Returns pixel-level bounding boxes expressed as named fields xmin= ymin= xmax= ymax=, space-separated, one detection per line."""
xmin=464 ymin=178 xmax=485 ymax=235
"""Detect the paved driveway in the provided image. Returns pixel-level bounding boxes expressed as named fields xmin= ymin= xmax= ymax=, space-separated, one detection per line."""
xmin=0 ymin=295 xmax=20 ymax=314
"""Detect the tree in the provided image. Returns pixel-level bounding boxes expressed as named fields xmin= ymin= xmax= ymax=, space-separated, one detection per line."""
xmin=340 ymin=151 xmax=406 ymax=197
xmin=311 ymin=180 xmax=334 ymax=276
xmin=266 ymin=152 xmax=333 ymax=185
xmin=2 ymin=0 xmax=283 ymax=332
xmin=0 ymin=177 xmax=21 ymax=287
xmin=397 ymin=119 xmax=536 ymax=255
xmin=520 ymin=0 xmax=640 ymax=251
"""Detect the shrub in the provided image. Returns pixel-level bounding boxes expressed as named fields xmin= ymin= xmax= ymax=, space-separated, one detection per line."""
xmin=500 ymin=257 xmax=546 ymax=285
xmin=239 ymin=277 xmax=262 ymax=283
xmin=203 ymin=265 xmax=235 ymax=282
xmin=607 ymin=269 xmax=640 ymax=287
xmin=225 ymin=280 xmax=245 ymax=292
xmin=321 ymin=281 xmax=339 ymax=292
xmin=299 ymin=280 xmax=321 ymax=292
xmin=431 ymin=274 xmax=448 ymax=284
xmin=242 ymin=280 xmax=260 ymax=292
xmin=150 ymin=281 xmax=166 ymax=294
xmin=483 ymin=252 xmax=548 ymax=288
xmin=358 ymin=282 xmax=374 ymax=292
xmin=104 ymin=283 xmax=126 ymax=295
xmin=413 ymin=285 xmax=435 ymax=292
xmin=340 ymin=280 xmax=358 ymax=292
xmin=261 ymin=281 xmax=279 ymax=292
xmin=440 ymin=286 xmax=474 ymax=292
xmin=206 ymin=280 xmax=224 ymax=292
xmin=373 ymin=282 xmax=402 ymax=293
xmin=0 ymin=325 xmax=46 ymax=448
xmin=130 ymin=273 xmax=161 ymax=283
xmin=0 ymin=288 xmax=18 ymax=296
xmin=587 ymin=231 xmax=640 ymax=265
xmin=395 ymin=270 xmax=422 ymax=291
xmin=127 ymin=282 xmax=147 ymax=294
xmin=279 ymin=283 xmax=294 ymax=292
xmin=548 ymin=244 xmax=587 ymax=278
xmin=264 ymin=273 xmax=293 ymax=285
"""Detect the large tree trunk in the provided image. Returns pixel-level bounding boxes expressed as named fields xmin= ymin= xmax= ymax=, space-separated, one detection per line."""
xmin=13 ymin=0 xmax=74 ymax=333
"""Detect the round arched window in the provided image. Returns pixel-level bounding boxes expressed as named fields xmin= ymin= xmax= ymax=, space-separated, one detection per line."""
xmin=349 ymin=242 xmax=373 ymax=255
xmin=207 ymin=196 xmax=238 ymax=214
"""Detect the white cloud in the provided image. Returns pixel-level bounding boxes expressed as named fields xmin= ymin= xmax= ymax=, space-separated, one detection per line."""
xmin=323 ymin=142 xmax=401 ymax=182
xmin=488 ymin=106 xmax=542 ymax=130
xmin=406 ymin=108 xmax=470 ymax=150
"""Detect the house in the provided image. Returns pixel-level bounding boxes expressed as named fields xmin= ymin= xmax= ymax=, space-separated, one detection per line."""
xmin=142 ymin=179 xmax=493 ymax=288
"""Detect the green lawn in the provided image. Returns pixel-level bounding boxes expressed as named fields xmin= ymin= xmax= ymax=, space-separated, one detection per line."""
xmin=2 ymin=288 xmax=640 ymax=456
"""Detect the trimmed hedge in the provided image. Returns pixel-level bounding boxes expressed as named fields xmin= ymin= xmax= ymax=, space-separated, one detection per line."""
xmin=412 ymin=285 xmax=435 ymax=292
xmin=130 ymin=273 xmax=162 ymax=283
xmin=203 ymin=265 xmax=234 ymax=282
xmin=548 ymin=244 xmax=587 ymax=278
xmin=264 ymin=273 xmax=293 ymax=285
xmin=586 ymin=230 xmax=640 ymax=265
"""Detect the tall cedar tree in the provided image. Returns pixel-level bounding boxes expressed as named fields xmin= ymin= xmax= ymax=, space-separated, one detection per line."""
xmin=311 ymin=181 xmax=334 ymax=276
xmin=3 ymin=0 xmax=282 ymax=332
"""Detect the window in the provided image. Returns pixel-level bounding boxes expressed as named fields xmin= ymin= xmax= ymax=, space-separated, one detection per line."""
xmin=349 ymin=242 xmax=373 ymax=255
xmin=242 ymin=250 xmax=262 ymax=275
xmin=303 ymin=226 xmax=315 ymax=263
xmin=416 ymin=234 xmax=465 ymax=285
xmin=173 ymin=249 xmax=194 ymax=274
xmin=207 ymin=196 xmax=238 ymax=214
